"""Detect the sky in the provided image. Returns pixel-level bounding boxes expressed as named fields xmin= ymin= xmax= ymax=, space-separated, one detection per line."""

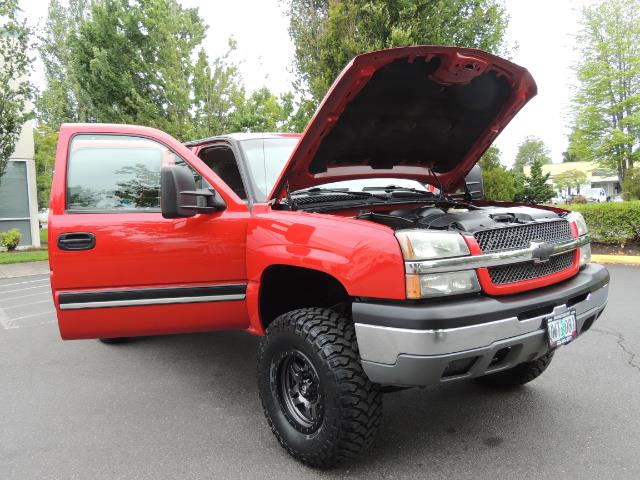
xmin=19 ymin=0 xmax=598 ymax=166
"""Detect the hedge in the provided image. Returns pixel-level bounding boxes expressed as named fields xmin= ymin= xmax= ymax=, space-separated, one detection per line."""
xmin=563 ymin=201 xmax=640 ymax=244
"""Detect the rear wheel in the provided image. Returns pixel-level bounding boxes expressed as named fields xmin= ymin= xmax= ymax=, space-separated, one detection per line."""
xmin=258 ymin=308 xmax=382 ymax=468
xmin=476 ymin=350 xmax=555 ymax=388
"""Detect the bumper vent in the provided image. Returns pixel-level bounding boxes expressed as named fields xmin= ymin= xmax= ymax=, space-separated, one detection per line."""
xmin=488 ymin=251 xmax=575 ymax=285
xmin=474 ymin=220 xmax=573 ymax=253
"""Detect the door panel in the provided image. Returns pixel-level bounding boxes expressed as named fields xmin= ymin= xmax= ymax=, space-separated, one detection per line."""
xmin=50 ymin=124 xmax=250 ymax=339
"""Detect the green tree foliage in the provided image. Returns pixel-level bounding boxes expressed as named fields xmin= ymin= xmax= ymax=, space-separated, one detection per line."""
xmin=622 ymin=167 xmax=640 ymax=200
xmin=514 ymin=158 xmax=555 ymax=204
xmin=0 ymin=0 xmax=33 ymax=180
xmin=37 ymin=0 xmax=300 ymax=140
xmin=512 ymin=136 xmax=551 ymax=175
xmin=478 ymin=146 xmax=515 ymax=201
xmin=36 ymin=0 xmax=89 ymax=129
xmin=553 ymin=169 xmax=588 ymax=196
xmin=69 ymin=0 xmax=207 ymax=139
xmin=286 ymin=0 xmax=510 ymax=106
xmin=33 ymin=126 xmax=58 ymax=207
xmin=568 ymin=0 xmax=640 ymax=185
xmin=191 ymin=43 xmax=244 ymax=139
xmin=229 ymin=88 xmax=296 ymax=133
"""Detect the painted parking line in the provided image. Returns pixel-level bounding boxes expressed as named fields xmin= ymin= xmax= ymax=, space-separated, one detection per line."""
xmin=2 ymin=299 xmax=53 ymax=309
xmin=0 ymin=290 xmax=52 ymax=301
xmin=0 ymin=284 xmax=51 ymax=294
xmin=0 ymin=278 xmax=49 ymax=288
xmin=0 ymin=309 xmax=55 ymax=330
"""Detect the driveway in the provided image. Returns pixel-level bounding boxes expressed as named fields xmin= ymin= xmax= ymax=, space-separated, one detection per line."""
xmin=1 ymin=266 xmax=639 ymax=479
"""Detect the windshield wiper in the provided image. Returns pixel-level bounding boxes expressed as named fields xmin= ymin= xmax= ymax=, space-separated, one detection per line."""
xmin=362 ymin=185 xmax=436 ymax=196
xmin=291 ymin=187 xmax=383 ymax=199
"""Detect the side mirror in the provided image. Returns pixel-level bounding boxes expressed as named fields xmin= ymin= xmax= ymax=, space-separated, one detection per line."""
xmin=464 ymin=165 xmax=484 ymax=200
xmin=160 ymin=166 xmax=226 ymax=219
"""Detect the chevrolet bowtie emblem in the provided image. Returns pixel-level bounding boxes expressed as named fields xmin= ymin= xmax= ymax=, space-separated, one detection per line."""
xmin=530 ymin=241 xmax=553 ymax=264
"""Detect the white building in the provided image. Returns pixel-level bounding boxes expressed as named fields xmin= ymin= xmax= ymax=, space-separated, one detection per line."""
xmin=0 ymin=122 xmax=41 ymax=247
xmin=526 ymin=161 xmax=621 ymax=199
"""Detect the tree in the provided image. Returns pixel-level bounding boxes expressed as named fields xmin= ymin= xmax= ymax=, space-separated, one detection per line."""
xmin=68 ymin=0 xmax=207 ymax=140
xmin=553 ymin=169 xmax=588 ymax=196
xmin=36 ymin=0 xmax=89 ymax=130
xmin=0 ymin=0 xmax=33 ymax=181
xmin=37 ymin=0 xmax=296 ymax=139
xmin=514 ymin=158 xmax=555 ymax=204
xmin=191 ymin=41 xmax=245 ymax=139
xmin=513 ymin=136 xmax=551 ymax=175
xmin=478 ymin=146 xmax=515 ymax=201
xmin=228 ymin=87 xmax=296 ymax=133
xmin=34 ymin=126 xmax=58 ymax=207
xmin=568 ymin=0 xmax=640 ymax=185
xmin=286 ymin=0 xmax=510 ymax=106
xmin=622 ymin=166 xmax=640 ymax=200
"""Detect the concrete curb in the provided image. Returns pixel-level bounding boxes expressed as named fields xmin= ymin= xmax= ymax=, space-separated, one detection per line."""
xmin=0 ymin=261 xmax=49 ymax=279
xmin=592 ymin=254 xmax=640 ymax=266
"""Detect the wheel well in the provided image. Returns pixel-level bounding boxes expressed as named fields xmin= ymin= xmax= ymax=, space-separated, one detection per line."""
xmin=259 ymin=265 xmax=350 ymax=329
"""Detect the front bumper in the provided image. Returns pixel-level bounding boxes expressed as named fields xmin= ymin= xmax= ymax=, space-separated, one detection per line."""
xmin=353 ymin=264 xmax=609 ymax=386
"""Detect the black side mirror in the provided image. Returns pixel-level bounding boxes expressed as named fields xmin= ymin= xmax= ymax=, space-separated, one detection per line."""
xmin=160 ymin=166 xmax=226 ymax=219
xmin=464 ymin=165 xmax=484 ymax=200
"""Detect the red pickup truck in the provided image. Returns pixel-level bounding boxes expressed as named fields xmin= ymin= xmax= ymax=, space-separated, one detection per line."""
xmin=49 ymin=46 xmax=609 ymax=467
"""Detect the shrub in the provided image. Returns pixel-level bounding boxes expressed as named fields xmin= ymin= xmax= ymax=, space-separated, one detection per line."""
xmin=564 ymin=201 xmax=640 ymax=244
xmin=568 ymin=195 xmax=587 ymax=204
xmin=0 ymin=228 xmax=22 ymax=251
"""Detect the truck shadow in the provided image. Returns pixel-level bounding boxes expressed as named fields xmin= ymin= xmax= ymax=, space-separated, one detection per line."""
xmin=116 ymin=329 xmax=560 ymax=475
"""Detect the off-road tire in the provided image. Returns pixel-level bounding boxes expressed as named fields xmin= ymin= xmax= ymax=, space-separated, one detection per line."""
xmin=476 ymin=350 xmax=555 ymax=388
xmin=98 ymin=337 xmax=128 ymax=344
xmin=258 ymin=308 xmax=382 ymax=468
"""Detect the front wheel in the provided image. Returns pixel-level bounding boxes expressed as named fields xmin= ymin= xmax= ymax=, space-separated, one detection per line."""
xmin=476 ymin=350 xmax=555 ymax=388
xmin=258 ymin=308 xmax=382 ymax=468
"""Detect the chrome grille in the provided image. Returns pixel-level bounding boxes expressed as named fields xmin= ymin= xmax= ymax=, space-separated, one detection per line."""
xmin=488 ymin=251 xmax=575 ymax=285
xmin=474 ymin=220 xmax=572 ymax=253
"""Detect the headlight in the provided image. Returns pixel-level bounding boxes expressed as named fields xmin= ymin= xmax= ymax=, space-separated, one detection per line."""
xmin=566 ymin=212 xmax=588 ymax=236
xmin=406 ymin=271 xmax=480 ymax=299
xmin=396 ymin=230 xmax=478 ymax=299
xmin=395 ymin=230 xmax=470 ymax=260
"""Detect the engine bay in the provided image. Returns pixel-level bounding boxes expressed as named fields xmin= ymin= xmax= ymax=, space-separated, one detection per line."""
xmin=356 ymin=204 xmax=562 ymax=234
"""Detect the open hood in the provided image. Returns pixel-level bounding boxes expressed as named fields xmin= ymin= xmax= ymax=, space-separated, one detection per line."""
xmin=269 ymin=46 xmax=536 ymax=201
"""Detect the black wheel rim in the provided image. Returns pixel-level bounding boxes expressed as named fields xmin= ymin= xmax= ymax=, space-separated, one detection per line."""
xmin=274 ymin=349 xmax=324 ymax=433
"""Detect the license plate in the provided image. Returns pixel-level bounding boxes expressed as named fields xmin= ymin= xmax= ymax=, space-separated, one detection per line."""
xmin=547 ymin=311 xmax=577 ymax=348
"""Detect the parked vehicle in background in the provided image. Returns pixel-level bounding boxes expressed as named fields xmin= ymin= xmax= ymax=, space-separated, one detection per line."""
xmin=610 ymin=195 xmax=624 ymax=202
xmin=38 ymin=208 xmax=49 ymax=228
xmin=550 ymin=196 xmax=566 ymax=205
xmin=582 ymin=188 xmax=607 ymax=203
xmin=47 ymin=46 xmax=609 ymax=468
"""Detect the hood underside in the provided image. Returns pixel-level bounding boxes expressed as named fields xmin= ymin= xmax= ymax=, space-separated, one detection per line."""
xmin=270 ymin=46 xmax=537 ymax=200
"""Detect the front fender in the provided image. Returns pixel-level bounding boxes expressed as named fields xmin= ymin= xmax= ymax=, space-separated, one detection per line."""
xmin=245 ymin=209 xmax=406 ymax=333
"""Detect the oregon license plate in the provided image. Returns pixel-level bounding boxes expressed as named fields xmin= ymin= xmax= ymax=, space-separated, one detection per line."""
xmin=547 ymin=311 xmax=577 ymax=348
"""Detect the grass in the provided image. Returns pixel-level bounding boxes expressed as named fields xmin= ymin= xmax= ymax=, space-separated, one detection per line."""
xmin=40 ymin=229 xmax=48 ymax=245
xmin=0 ymin=249 xmax=49 ymax=265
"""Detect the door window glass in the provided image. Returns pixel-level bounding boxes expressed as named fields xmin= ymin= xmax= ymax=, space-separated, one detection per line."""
xmin=66 ymin=134 xmax=206 ymax=212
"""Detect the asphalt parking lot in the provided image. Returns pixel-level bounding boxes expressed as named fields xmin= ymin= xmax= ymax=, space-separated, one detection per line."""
xmin=1 ymin=266 xmax=639 ymax=479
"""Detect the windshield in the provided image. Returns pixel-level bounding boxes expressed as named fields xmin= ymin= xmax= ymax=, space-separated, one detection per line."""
xmin=241 ymin=137 xmax=299 ymax=201
xmin=314 ymin=178 xmax=430 ymax=192
xmin=240 ymin=137 xmax=434 ymax=201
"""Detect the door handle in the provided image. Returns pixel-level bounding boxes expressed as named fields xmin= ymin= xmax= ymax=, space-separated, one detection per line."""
xmin=57 ymin=232 xmax=96 ymax=251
